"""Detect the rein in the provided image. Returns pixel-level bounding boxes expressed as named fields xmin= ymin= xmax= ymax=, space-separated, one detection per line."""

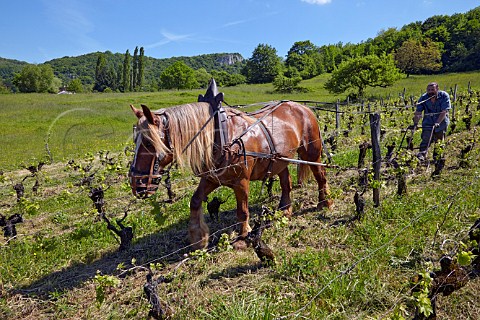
xmin=416 ymin=94 xmax=435 ymax=106
xmin=181 ymin=109 xmax=219 ymax=154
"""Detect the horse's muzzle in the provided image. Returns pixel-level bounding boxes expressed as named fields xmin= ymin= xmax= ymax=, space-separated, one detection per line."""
xmin=128 ymin=170 xmax=163 ymax=198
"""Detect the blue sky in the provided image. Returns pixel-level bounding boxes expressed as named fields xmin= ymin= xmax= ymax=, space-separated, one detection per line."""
xmin=1 ymin=0 xmax=479 ymax=64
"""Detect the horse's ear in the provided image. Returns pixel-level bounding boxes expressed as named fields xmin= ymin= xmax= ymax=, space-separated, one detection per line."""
xmin=141 ymin=104 xmax=159 ymax=125
xmin=130 ymin=104 xmax=143 ymax=119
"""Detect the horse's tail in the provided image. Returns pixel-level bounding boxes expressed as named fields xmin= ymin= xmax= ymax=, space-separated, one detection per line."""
xmin=297 ymin=114 xmax=323 ymax=187
xmin=297 ymin=163 xmax=311 ymax=187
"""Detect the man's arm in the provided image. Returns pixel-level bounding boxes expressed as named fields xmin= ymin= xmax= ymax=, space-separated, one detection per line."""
xmin=435 ymin=91 xmax=450 ymax=127
xmin=436 ymin=110 xmax=447 ymax=126
xmin=414 ymin=94 xmax=427 ymax=127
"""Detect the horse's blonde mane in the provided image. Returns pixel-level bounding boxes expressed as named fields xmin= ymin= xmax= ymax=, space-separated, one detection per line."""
xmin=141 ymin=102 xmax=215 ymax=175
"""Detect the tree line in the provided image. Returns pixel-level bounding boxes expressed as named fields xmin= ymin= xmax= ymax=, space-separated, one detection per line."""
xmin=1 ymin=6 xmax=479 ymax=95
xmin=92 ymin=46 xmax=145 ymax=93
xmin=1 ymin=51 xmax=247 ymax=93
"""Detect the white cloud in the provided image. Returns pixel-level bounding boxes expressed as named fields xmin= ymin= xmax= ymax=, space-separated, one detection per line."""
xmin=161 ymin=30 xmax=193 ymax=42
xmin=222 ymin=20 xmax=248 ymax=28
xmin=42 ymin=0 xmax=103 ymax=52
xmin=301 ymin=0 xmax=332 ymax=5
xmin=145 ymin=30 xmax=196 ymax=49
xmin=145 ymin=11 xmax=281 ymax=50
xmin=43 ymin=0 xmax=94 ymax=34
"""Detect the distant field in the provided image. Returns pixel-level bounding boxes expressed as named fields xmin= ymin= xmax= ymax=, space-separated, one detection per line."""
xmin=0 ymin=71 xmax=479 ymax=170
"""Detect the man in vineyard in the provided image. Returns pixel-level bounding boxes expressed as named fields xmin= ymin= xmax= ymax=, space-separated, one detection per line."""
xmin=412 ymin=82 xmax=451 ymax=162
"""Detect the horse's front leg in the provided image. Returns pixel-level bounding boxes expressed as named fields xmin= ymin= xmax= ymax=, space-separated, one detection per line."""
xmin=189 ymin=178 xmax=219 ymax=249
xmin=232 ymin=179 xmax=252 ymax=249
xmin=278 ymin=167 xmax=293 ymax=217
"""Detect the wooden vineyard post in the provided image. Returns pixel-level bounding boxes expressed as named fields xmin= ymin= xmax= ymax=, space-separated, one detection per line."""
xmin=452 ymin=83 xmax=458 ymax=119
xmin=369 ymin=113 xmax=381 ymax=207
xmin=335 ymin=99 xmax=340 ymax=133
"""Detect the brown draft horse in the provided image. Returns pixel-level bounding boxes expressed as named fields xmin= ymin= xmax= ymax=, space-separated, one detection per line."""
xmin=129 ymin=101 xmax=332 ymax=249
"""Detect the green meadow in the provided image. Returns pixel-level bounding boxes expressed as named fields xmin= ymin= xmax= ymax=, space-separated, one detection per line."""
xmin=0 ymin=73 xmax=479 ymax=319
xmin=1 ymin=72 xmax=479 ymax=170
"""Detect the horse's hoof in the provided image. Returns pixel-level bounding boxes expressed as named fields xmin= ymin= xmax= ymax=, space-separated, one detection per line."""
xmin=283 ymin=208 xmax=293 ymax=218
xmin=189 ymin=222 xmax=210 ymax=250
xmin=233 ymin=239 xmax=248 ymax=250
xmin=191 ymin=240 xmax=208 ymax=250
xmin=317 ymin=199 xmax=333 ymax=210
xmin=189 ymin=232 xmax=209 ymax=250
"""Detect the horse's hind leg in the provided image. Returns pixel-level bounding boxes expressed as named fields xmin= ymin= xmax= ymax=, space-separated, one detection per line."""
xmin=278 ymin=167 xmax=292 ymax=217
xmin=310 ymin=164 xmax=333 ymax=210
xmin=189 ymin=177 xmax=219 ymax=249
xmin=298 ymin=146 xmax=333 ymax=210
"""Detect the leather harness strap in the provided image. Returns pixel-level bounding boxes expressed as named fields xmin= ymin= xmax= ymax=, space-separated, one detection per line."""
xmin=257 ymin=120 xmax=277 ymax=155
xmin=231 ymin=101 xmax=283 ymax=145
xmin=194 ymin=81 xmax=282 ymax=177
xmin=238 ymin=108 xmax=279 ymax=181
xmin=193 ymin=80 xmax=283 ymax=170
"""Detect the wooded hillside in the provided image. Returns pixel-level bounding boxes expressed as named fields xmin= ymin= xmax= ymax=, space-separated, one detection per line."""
xmin=0 ymin=6 xmax=479 ymax=93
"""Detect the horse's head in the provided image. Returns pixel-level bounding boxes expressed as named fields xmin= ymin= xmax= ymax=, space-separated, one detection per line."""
xmin=128 ymin=104 xmax=173 ymax=198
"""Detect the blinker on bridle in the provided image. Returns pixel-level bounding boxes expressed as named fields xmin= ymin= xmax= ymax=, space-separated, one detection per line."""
xmin=129 ymin=113 xmax=172 ymax=198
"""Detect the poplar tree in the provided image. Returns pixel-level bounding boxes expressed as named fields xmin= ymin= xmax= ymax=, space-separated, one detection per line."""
xmin=122 ymin=49 xmax=131 ymax=92
xmin=132 ymin=46 xmax=138 ymax=91
xmin=94 ymin=53 xmax=108 ymax=92
xmin=138 ymin=47 xmax=145 ymax=90
xmin=94 ymin=53 xmax=116 ymax=92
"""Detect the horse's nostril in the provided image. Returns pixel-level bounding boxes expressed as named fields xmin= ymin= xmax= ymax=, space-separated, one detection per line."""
xmin=133 ymin=186 xmax=158 ymax=199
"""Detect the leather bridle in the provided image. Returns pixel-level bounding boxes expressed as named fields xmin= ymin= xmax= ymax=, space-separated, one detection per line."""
xmin=129 ymin=114 xmax=172 ymax=198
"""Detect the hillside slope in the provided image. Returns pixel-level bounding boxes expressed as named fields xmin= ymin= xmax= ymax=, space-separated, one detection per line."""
xmin=0 ymin=52 xmax=245 ymax=88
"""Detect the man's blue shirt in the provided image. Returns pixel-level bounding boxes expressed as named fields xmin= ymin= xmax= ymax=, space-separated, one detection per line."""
xmin=416 ymin=90 xmax=451 ymax=132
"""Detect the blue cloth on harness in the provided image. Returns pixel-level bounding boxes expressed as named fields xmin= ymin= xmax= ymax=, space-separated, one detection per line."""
xmin=416 ymin=90 xmax=451 ymax=133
